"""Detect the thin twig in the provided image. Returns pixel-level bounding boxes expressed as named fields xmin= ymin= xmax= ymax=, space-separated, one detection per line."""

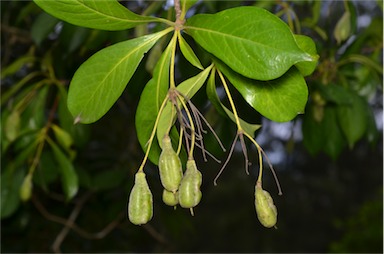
xmin=260 ymin=149 xmax=283 ymax=195
xmin=239 ymin=133 xmax=249 ymax=175
xmin=51 ymin=192 xmax=92 ymax=253
xmin=142 ymin=223 xmax=169 ymax=246
xmin=213 ymin=132 xmax=239 ymax=186
xmin=194 ymin=141 xmax=221 ymax=163
xmin=32 ymin=195 xmax=125 ymax=240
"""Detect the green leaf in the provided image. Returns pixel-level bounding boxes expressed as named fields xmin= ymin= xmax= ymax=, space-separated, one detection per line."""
xmin=51 ymin=124 xmax=75 ymax=159
xmin=294 ymin=35 xmax=319 ymax=76
xmin=302 ymin=104 xmax=326 ymax=156
xmin=68 ymin=28 xmax=172 ymax=124
xmin=302 ymin=105 xmax=346 ymax=159
xmin=334 ymin=10 xmax=351 ymax=45
xmin=337 ymin=92 xmax=368 ymax=148
xmin=206 ymin=68 xmax=261 ymax=137
xmin=49 ymin=140 xmax=79 ymax=200
xmin=214 ymin=59 xmax=308 ymax=122
xmin=59 ymin=24 xmax=91 ymax=54
xmin=185 ymin=6 xmax=314 ymax=80
xmin=31 ymin=12 xmax=59 ymax=46
xmin=9 ymin=132 xmax=39 ymax=167
xmin=5 ymin=110 xmax=21 ymax=142
xmin=92 ymin=169 xmax=126 ymax=191
xmin=178 ymin=32 xmax=203 ymax=70
xmin=19 ymin=85 xmax=49 ymax=133
xmin=1 ymin=55 xmax=36 ymax=79
xmin=316 ymin=83 xmax=352 ymax=105
xmin=19 ymin=173 xmax=33 ymax=202
xmin=180 ymin=0 xmax=198 ymax=19
xmin=33 ymin=151 xmax=59 ymax=190
xmin=1 ymin=167 xmax=24 ymax=219
xmin=33 ymin=0 xmax=162 ymax=31
xmin=136 ymin=34 xmax=176 ymax=165
xmin=177 ymin=64 xmax=213 ymax=97
xmin=57 ymin=85 xmax=90 ymax=148
xmin=156 ymin=66 xmax=213 ymax=146
xmin=323 ymin=107 xmax=346 ymax=160
xmin=365 ymin=104 xmax=379 ymax=144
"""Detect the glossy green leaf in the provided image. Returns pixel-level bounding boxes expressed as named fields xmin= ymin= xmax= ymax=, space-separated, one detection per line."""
xmin=178 ymin=32 xmax=203 ymax=70
xmin=206 ymin=68 xmax=261 ymax=137
xmin=214 ymin=59 xmax=308 ymax=122
xmin=136 ymin=34 xmax=176 ymax=165
xmin=156 ymin=66 xmax=213 ymax=147
xmin=49 ymin=140 xmax=79 ymax=200
xmin=33 ymin=0 xmax=162 ymax=31
xmin=68 ymin=29 xmax=172 ymax=124
xmin=294 ymin=35 xmax=319 ymax=76
xmin=185 ymin=6 xmax=314 ymax=80
xmin=337 ymin=92 xmax=368 ymax=148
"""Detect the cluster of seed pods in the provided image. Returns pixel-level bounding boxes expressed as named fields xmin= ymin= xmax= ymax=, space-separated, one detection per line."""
xmin=127 ymin=88 xmax=278 ymax=228
xmin=128 ymin=134 xmax=202 ymax=225
xmin=159 ymin=135 xmax=202 ymax=213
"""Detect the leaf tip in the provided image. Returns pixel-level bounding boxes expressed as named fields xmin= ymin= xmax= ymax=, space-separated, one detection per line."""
xmin=73 ymin=115 xmax=82 ymax=125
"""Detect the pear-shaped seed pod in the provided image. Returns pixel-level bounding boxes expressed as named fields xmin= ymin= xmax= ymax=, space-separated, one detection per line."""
xmin=178 ymin=159 xmax=202 ymax=209
xmin=159 ymin=135 xmax=183 ymax=193
xmin=128 ymin=171 xmax=153 ymax=225
xmin=255 ymin=182 xmax=277 ymax=228
xmin=162 ymin=189 xmax=179 ymax=207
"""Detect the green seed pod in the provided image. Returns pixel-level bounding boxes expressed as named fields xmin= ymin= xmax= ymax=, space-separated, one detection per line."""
xmin=178 ymin=159 xmax=202 ymax=209
xmin=19 ymin=174 xmax=33 ymax=201
xmin=162 ymin=189 xmax=179 ymax=207
xmin=255 ymin=182 xmax=277 ymax=228
xmin=159 ymin=135 xmax=183 ymax=193
xmin=128 ymin=171 xmax=153 ymax=225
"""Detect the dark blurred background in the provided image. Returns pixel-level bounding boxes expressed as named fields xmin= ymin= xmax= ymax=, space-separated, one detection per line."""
xmin=1 ymin=0 xmax=382 ymax=253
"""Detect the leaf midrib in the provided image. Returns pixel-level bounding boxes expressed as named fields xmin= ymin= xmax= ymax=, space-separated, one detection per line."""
xmin=78 ymin=30 xmax=171 ymax=119
xmin=59 ymin=0 xmax=155 ymax=23
xmin=185 ymin=25 xmax=302 ymax=55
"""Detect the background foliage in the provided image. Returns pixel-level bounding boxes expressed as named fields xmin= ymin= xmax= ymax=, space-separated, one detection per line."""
xmin=1 ymin=0 xmax=383 ymax=253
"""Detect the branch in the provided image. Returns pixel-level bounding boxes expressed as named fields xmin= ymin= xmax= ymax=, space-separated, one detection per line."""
xmin=51 ymin=191 xmax=92 ymax=253
xmin=32 ymin=194 xmax=125 ymax=240
xmin=174 ymin=0 xmax=181 ymax=21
